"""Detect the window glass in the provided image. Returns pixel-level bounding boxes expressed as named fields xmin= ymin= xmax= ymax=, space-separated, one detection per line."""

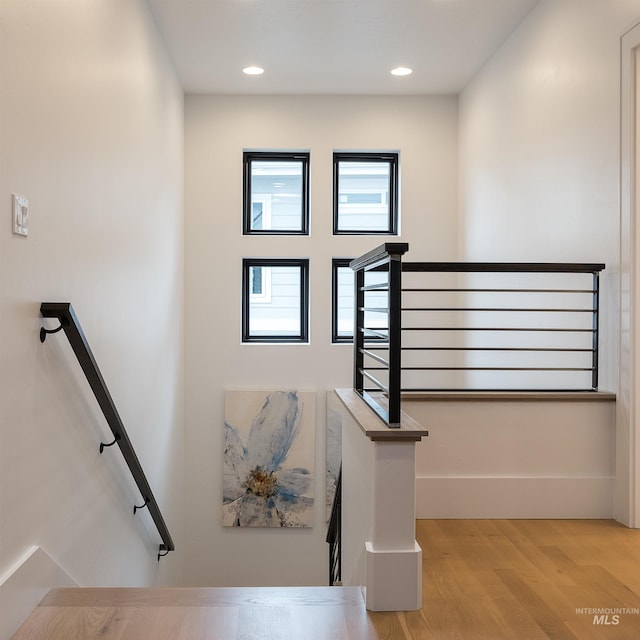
xmin=243 ymin=259 xmax=309 ymax=342
xmin=332 ymin=260 xmax=355 ymax=342
xmin=333 ymin=153 xmax=398 ymax=234
xmin=243 ymin=152 xmax=310 ymax=235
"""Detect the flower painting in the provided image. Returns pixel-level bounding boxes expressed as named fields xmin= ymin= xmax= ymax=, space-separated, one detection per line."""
xmin=223 ymin=390 xmax=315 ymax=527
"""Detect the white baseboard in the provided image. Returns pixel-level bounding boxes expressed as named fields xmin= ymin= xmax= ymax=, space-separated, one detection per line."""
xmin=416 ymin=476 xmax=614 ymax=519
xmin=0 ymin=546 xmax=77 ymax=640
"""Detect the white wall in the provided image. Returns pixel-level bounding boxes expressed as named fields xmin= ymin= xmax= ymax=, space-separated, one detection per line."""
xmin=184 ymin=94 xmax=458 ymax=585
xmin=408 ymin=397 xmax=615 ymax=518
xmin=0 ymin=0 xmax=184 ymax=597
xmin=459 ymin=0 xmax=640 ymax=394
xmin=458 ymin=0 xmax=640 ymax=524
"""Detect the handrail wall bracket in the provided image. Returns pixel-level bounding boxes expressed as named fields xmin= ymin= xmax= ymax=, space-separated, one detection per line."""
xmin=99 ymin=434 xmax=121 ymax=454
xmin=39 ymin=322 xmax=66 ymax=342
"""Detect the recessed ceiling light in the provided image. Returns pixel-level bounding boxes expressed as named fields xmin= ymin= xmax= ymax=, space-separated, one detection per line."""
xmin=243 ymin=66 xmax=264 ymax=76
xmin=391 ymin=66 xmax=413 ymax=77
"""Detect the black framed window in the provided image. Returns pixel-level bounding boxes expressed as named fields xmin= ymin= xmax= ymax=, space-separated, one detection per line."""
xmin=332 ymin=259 xmax=355 ymax=343
xmin=333 ymin=152 xmax=399 ymax=235
xmin=243 ymin=152 xmax=310 ymax=235
xmin=242 ymin=258 xmax=309 ymax=343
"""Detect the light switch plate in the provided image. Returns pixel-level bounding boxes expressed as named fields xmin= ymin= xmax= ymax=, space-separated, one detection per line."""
xmin=12 ymin=193 xmax=28 ymax=237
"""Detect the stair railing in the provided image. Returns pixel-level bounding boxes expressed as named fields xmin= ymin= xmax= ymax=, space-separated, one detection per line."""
xmin=326 ymin=465 xmax=342 ymax=586
xmin=40 ymin=302 xmax=174 ymax=561
xmin=351 ymin=244 xmax=606 ymax=426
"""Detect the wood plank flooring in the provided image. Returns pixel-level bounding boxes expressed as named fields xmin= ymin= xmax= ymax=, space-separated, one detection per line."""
xmin=11 ymin=587 xmax=377 ymax=640
xmin=383 ymin=519 xmax=640 ymax=640
xmin=12 ymin=519 xmax=640 ymax=639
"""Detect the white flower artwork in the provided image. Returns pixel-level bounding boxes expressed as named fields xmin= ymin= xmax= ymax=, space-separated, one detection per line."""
xmin=223 ymin=390 xmax=315 ymax=527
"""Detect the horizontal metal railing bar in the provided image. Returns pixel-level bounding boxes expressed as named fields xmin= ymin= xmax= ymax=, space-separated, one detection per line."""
xmin=397 ymin=346 xmax=595 ymax=352
xmin=402 ymin=262 xmax=605 ymax=273
xmin=402 ymin=387 xmax=598 ymax=393
xmin=360 ymin=349 xmax=390 ymax=367
xmin=361 ymin=283 xmax=390 ymax=291
xmin=360 ymin=307 xmax=390 ymax=313
xmin=360 ymin=369 xmax=389 ymax=393
xmin=402 ymin=288 xmax=595 ymax=294
xmin=360 ymin=327 xmax=389 ymax=339
xmin=40 ymin=302 xmax=175 ymax=557
xmin=402 ymin=327 xmax=595 ymax=332
xmin=401 ymin=366 xmax=594 ymax=371
xmin=368 ymin=365 xmax=593 ymax=372
xmin=365 ymin=327 xmax=599 ymax=334
xmin=401 ymin=307 xmax=595 ymax=313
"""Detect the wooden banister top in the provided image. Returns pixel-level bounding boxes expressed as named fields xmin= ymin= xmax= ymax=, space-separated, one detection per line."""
xmin=334 ymin=388 xmax=429 ymax=441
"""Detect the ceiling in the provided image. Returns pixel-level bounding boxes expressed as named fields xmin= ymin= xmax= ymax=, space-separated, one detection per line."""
xmin=146 ymin=0 xmax=540 ymax=95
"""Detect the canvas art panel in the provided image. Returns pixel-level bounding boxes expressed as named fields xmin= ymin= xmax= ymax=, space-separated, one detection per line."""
xmin=223 ymin=390 xmax=315 ymax=527
xmin=326 ymin=391 xmax=343 ymax=523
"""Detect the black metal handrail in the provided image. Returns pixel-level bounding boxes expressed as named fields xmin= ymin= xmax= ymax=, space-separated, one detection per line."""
xmin=350 ymin=245 xmax=606 ymax=425
xmin=40 ymin=302 xmax=174 ymax=560
xmin=326 ymin=466 xmax=342 ymax=586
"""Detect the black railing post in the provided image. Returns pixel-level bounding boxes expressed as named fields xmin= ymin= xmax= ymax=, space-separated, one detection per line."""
xmin=592 ymin=271 xmax=600 ymax=391
xmin=354 ymin=268 xmax=365 ymax=395
xmin=387 ymin=254 xmax=403 ymax=427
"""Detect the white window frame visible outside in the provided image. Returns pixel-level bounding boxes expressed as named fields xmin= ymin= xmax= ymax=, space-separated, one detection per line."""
xmin=243 ymin=151 xmax=310 ymax=235
xmin=250 ymin=194 xmax=272 ymax=232
xmin=249 ymin=264 xmax=272 ymax=304
xmin=333 ymin=152 xmax=399 ymax=235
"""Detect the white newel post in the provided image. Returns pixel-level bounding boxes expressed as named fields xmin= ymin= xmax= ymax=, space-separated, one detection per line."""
xmin=334 ymin=388 xmax=428 ymax=612
xmin=366 ymin=439 xmax=423 ymax=611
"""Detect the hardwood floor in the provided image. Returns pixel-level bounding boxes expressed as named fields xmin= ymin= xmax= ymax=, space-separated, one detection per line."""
xmin=11 ymin=586 xmax=378 ymax=640
xmin=377 ymin=519 xmax=640 ymax=640
xmin=12 ymin=520 xmax=640 ymax=639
